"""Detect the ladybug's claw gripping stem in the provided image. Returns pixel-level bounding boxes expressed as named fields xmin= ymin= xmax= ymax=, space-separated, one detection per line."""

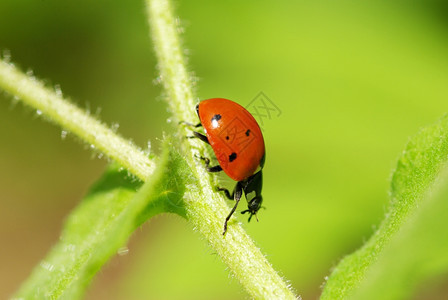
xmin=222 ymin=182 xmax=243 ymax=235
xmin=180 ymin=120 xmax=209 ymax=144
xmin=216 ymin=187 xmax=233 ymax=200
xmin=186 ymin=131 xmax=210 ymax=145
xmin=195 ymin=155 xmax=223 ymax=173
xmin=223 ymin=199 xmax=240 ymax=235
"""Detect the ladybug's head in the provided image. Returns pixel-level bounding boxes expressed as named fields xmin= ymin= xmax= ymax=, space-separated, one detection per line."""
xmin=241 ymin=195 xmax=263 ymax=222
xmin=241 ymin=171 xmax=263 ymax=222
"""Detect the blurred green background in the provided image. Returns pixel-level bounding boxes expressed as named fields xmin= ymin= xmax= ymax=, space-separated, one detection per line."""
xmin=1 ymin=0 xmax=448 ymax=299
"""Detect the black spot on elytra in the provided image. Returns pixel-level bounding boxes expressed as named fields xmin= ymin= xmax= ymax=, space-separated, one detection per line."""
xmin=245 ymin=129 xmax=251 ymax=136
xmin=211 ymin=114 xmax=222 ymax=122
xmin=229 ymin=152 xmax=237 ymax=162
xmin=226 ymin=136 xmax=229 ymax=140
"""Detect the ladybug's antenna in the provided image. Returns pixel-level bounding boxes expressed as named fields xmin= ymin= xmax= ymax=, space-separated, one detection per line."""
xmin=243 ymin=211 xmax=258 ymax=223
xmin=248 ymin=213 xmax=259 ymax=222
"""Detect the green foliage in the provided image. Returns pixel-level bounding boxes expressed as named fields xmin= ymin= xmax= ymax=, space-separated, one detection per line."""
xmin=322 ymin=115 xmax=448 ymax=299
xmin=350 ymin=166 xmax=448 ymax=299
xmin=2 ymin=0 xmax=448 ymax=298
xmin=14 ymin=144 xmax=191 ymax=299
xmin=0 ymin=0 xmax=298 ymax=298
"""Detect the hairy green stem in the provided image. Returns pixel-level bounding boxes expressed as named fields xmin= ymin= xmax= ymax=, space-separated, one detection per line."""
xmin=0 ymin=59 xmax=155 ymax=179
xmin=147 ymin=0 xmax=298 ymax=298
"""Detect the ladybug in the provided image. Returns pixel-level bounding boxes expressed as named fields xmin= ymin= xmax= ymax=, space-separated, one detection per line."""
xmin=182 ymin=98 xmax=265 ymax=235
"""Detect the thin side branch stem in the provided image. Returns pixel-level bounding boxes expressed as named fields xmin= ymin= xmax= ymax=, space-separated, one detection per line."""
xmin=147 ymin=0 xmax=298 ymax=298
xmin=0 ymin=59 xmax=156 ymax=180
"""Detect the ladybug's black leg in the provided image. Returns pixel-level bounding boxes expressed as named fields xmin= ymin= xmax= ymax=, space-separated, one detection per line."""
xmin=223 ymin=181 xmax=243 ymax=235
xmin=180 ymin=121 xmax=208 ymax=143
xmin=216 ymin=187 xmax=233 ymax=200
xmin=196 ymin=155 xmax=223 ymax=172
xmin=187 ymin=131 xmax=210 ymax=145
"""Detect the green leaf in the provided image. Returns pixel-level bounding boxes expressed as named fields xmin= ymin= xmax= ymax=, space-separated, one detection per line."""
xmin=350 ymin=165 xmax=448 ymax=299
xmin=321 ymin=114 xmax=448 ymax=299
xmin=14 ymin=142 xmax=192 ymax=299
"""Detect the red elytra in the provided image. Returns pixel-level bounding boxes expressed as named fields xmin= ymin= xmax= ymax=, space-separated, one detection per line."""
xmin=197 ymin=98 xmax=265 ymax=181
